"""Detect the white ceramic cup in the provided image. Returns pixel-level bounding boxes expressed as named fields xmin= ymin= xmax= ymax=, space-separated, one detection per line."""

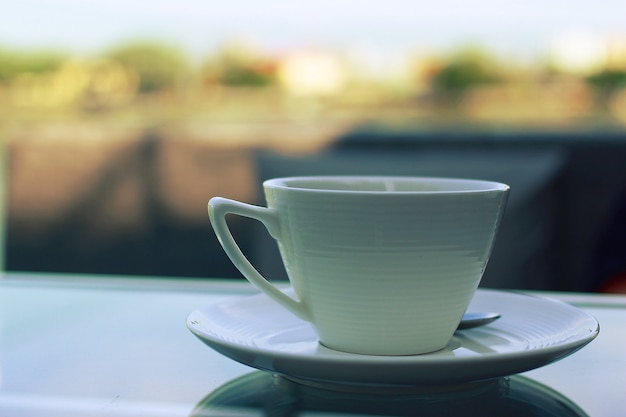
xmin=209 ymin=176 xmax=509 ymax=355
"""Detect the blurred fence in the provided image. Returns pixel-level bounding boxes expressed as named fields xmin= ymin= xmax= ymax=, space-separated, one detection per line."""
xmin=4 ymin=125 xmax=626 ymax=293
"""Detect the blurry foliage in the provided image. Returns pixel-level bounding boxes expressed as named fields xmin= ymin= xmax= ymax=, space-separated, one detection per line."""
xmin=586 ymin=69 xmax=626 ymax=94
xmin=203 ymin=44 xmax=275 ymax=87
xmin=0 ymin=48 xmax=67 ymax=81
xmin=431 ymin=50 xmax=502 ymax=96
xmin=105 ymin=42 xmax=188 ymax=93
xmin=218 ymin=65 xmax=274 ymax=87
xmin=1 ymin=39 xmax=625 ymax=124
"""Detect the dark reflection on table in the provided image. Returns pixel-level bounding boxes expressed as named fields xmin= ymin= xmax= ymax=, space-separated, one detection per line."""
xmin=191 ymin=371 xmax=588 ymax=417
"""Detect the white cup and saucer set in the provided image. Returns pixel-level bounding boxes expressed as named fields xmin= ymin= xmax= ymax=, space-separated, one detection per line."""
xmin=188 ymin=176 xmax=599 ymax=389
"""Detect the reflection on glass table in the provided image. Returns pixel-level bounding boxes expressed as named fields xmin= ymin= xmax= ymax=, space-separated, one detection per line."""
xmin=191 ymin=371 xmax=588 ymax=417
xmin=0 ymin=274 xmax=623 ymax=417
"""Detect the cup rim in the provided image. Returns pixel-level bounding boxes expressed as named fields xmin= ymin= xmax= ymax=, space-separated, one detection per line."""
xmin=263 ymin=176 xmax=510 ymax=194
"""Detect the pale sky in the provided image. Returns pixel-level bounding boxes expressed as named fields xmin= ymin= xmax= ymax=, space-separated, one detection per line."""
xmin=2 ymin=0 xmax=625 ymax=59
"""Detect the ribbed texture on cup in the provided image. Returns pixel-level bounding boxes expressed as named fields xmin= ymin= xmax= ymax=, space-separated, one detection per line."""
xmin=268 ymin=186 xmax=507 ymax=355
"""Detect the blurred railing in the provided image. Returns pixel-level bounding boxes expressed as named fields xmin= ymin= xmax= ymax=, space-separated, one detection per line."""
xmin=4 ymin=124 xmax=626 ymax=293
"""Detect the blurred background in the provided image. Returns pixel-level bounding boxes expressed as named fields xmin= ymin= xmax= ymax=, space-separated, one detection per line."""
xmin=1 ymin=0 xmax=626 ymax=292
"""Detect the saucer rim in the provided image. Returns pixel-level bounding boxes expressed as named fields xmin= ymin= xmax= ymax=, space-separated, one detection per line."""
xmin=187 ymin=288 xmax=599 ymax=385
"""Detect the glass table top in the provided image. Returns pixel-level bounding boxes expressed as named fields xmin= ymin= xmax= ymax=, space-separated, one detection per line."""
xmin=0 ymin=272 xmax=624 ymax=416
xmin=192 ymin=371 xmax=588 ymax=417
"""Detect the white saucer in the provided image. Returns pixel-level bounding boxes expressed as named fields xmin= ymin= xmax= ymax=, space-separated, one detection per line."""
xmin=187 ymin=289 xmax=599 ymax=387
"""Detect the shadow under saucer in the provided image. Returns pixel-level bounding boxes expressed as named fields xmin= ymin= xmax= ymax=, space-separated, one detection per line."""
xmin=190 ymin=371 xmax=588 ymax=417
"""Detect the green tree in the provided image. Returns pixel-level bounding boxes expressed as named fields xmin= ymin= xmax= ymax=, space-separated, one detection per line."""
xmin=0 ymin=48 xmax=66 ymax=82
xmin=431 ymin=50 xmax=501 ymax=97
xmin=218 ymin=64 xmax=273 ymax=87
xmin=106 ymin=42 xmax=187 ymax=93
xmin=203 ymin=42 xmax=274 ymax=88
xmin=586 ymin=68 xmax=626 ymax=111
xmin=586 ymin=69 xmax=626 ymax=95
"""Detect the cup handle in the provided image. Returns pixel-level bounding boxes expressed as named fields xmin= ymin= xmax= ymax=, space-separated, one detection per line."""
xmin=208 ymin=197 xmax=311 ymax=322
